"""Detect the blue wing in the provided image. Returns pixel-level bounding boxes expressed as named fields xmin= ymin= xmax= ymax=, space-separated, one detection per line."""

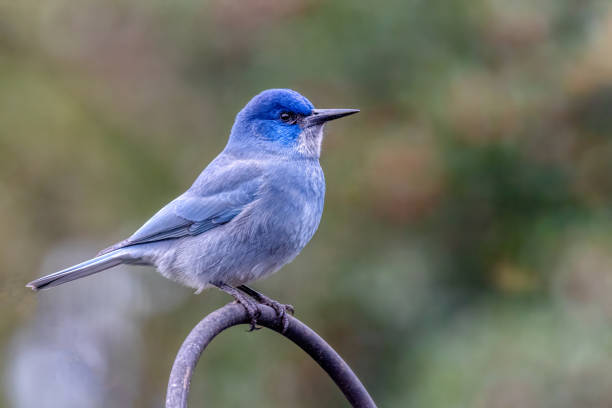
xmin=99 ymin=158 xmax=263 ymax=254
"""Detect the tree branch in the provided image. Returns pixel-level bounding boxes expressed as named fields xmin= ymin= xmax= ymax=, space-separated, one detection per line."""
xmin=166 ymin=303 xmax=377 ymax=408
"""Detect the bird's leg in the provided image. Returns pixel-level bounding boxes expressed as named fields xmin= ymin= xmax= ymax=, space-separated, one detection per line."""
xmin=212 ymin=282 xmax=261 ymax=331
xmin=237 ymin=285 xmax=294 ymax=333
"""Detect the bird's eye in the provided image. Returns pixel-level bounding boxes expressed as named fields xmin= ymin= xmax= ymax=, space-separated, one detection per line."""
xmin=280 ymin=112 xmax=294 ymax=123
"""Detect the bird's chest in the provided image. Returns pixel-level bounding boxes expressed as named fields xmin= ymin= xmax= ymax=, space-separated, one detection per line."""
xmin=252 ymin=166 xmax=325 ymax=248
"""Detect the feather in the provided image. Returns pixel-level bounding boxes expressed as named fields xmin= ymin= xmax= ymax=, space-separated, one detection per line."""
xmin=26 ymin=250 xmax=130 ymax=291
xmin=98 ymin=160 xmax=264 ymax=254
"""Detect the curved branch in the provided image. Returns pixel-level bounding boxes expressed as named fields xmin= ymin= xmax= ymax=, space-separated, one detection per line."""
xmin=166 ymin=303 xmax=377 ymax=408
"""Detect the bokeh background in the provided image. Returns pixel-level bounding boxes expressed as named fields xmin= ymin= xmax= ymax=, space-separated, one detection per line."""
xmin=2 ymin=0 xmax=612 ymax=406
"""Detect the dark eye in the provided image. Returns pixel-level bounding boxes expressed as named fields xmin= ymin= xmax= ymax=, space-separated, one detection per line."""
xmin=280 ymin=112 xmax=294 ymax=123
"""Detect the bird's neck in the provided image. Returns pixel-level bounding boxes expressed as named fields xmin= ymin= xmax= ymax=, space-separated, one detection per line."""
xmin=223 ymin=138 xmax=323 ymax=162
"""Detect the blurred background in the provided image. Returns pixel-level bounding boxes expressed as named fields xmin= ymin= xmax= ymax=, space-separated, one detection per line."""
xmin=2 ymin=0 xmax=612 ymax=406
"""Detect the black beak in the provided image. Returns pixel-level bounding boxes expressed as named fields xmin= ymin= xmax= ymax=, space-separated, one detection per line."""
xmin=304 ymin=108 xmax=360 ymax=127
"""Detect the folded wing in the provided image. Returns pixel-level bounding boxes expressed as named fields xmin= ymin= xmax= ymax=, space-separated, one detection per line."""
xmin=99 ymin=161 xmax=263 ymax=254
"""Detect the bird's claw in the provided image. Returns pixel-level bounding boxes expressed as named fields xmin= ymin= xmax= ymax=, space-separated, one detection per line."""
xmin=273 ymin=301 xmax=293 ymax=334
xmin=256 ymin=297 xmax=294 ymax=333
xmin=221 ymin=284 xmax=295 ymax=333
xmin=232 ymin=298 xmax=262 ymax=331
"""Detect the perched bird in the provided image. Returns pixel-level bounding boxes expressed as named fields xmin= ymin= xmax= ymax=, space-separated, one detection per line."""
xmin=27 ymin=89 xmax=358 ymax=331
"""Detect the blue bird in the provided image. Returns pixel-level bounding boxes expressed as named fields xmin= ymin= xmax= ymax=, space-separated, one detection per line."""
xmin=27 ymin=89 xmax=358 ymax=331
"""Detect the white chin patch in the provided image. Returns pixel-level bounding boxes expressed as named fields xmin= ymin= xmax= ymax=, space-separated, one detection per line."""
xmin=297 ymin=125 xmax=324 ymax=158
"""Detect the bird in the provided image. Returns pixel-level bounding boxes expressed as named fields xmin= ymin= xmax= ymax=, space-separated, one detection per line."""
xmin=27 ymin=88 xmax=359 ymax=331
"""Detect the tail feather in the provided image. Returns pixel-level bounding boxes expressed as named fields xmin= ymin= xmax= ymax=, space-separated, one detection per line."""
xmin=26 ymin=250 xmax=129 ymax=291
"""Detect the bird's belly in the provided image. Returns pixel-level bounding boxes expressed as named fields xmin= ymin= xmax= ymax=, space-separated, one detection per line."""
xmin=153 ymin=201 xmax=321 ymax=290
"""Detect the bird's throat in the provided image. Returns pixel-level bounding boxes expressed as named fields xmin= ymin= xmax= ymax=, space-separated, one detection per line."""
xmin=297 ymin=124 xmax=324 ymax=158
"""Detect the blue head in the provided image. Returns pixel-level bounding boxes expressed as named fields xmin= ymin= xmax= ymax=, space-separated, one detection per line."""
xmin=225 ymin=89 xmax=358 ymax=159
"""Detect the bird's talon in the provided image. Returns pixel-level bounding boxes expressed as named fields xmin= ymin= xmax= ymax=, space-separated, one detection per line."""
xmin=247 ymin=321 xmax=261 ymax=332
xmin=285 ymin=304 xmax=295 ymax=315
xmin=235 ymin=285 xmax=295 ymax=333
xmin=261 ymin=299 xmax=293 ymax=332
xmin=280 ymin=313 xmax=290 ymax=333
xmin=213 ymin=283 xmax=265 ymax=332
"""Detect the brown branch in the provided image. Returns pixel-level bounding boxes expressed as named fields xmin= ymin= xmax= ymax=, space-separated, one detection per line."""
xmin=165 ymin=303 xmax=377 ymax=408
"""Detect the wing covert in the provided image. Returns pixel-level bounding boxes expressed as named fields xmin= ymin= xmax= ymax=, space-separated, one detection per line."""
xmin=99 ymin=161 xmax=263 ymax=253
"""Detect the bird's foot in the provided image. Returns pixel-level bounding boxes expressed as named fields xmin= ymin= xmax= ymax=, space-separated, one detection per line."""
xmin=238 ymin=285 xmax=294 ymax=333
xmin=213 ymin=282 xmax=262 ymax=331
xmin=261 ymin=297 xmax=294 ymax=334
xmin=234 ymin=295 xmax=262 ymax=332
